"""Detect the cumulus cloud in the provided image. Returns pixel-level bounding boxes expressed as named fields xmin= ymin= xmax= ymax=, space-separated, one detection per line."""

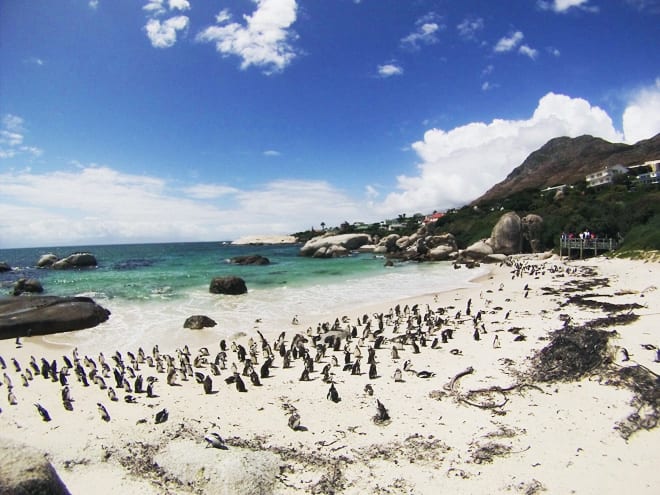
xmin=494 ymin=31 xmax=524 ymax=53
xmin=401 ymin=20 xmax=442 ymax=49
xmin=519 ymin=44 xmax=539 ymax=59
xmin=377 ymin=63 xmax=403 ymax=77
xmin=0 ymin=114 xmax=42 ymax=160
xmin=196 ymin=0 xmax=299 ymax=74
xmin=457 ymin=17 xmax=484 ymax=41
xmin=622 ymin=78 xmax=660 ymax=143
xmin=538 ymin=0 xmax=598 ymax=13
xmin=145 ymin=15 xmax=189 ymax=48
xmin=0 ymin=166 xmax=364 ymax=247
xmin=376 ymin=93 xmax=623 ymax=215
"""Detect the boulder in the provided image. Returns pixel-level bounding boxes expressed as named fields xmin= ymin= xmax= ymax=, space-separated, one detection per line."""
xmin=521 ymin=214 xmax=544 ymax=253
xmin=490 ymin=212 xmax=522 ymax=255
xmin=0 ymin=437 xmax=71 ymax=495
xmin=51 ymin=253 xmax=97 ymax=270
xmin=184 ymin=315 xmax=217 ymax=330
xmin=210 ymin=276 xmax=248 ymax=295
xmin=230 ymin=255 xmax=270 ymax=265
xmin=0 ymin=261 xmax=11 ymax=272
xmin=37 ymin=253 xmax=58 ymax=268
xmin=13 ymin=278 xmax=44 ymax=296
xmin=463 ymin=240 xmax=494 ymax=259
xmin=0 ymin=296 xmax=110 ymax=340
xmin=427 ymin=245 xmax=455 ymax=261
xmin=300 ymin=233 xmax=371 ymax=258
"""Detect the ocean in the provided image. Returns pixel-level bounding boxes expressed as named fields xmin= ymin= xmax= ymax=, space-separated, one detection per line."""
xmin=0 ymin=242 xmax=487 ymax=350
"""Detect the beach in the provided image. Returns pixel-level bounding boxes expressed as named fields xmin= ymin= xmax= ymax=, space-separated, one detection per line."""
xmin=1 ymin=254 xmax=659 ymax=494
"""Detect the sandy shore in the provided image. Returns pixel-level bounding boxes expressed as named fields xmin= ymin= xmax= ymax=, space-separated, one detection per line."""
xmin=1 ymin=255 xmax=659 ymax=494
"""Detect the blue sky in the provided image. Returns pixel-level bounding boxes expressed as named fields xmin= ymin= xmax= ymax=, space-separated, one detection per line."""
xmin=1 ymin=0 xmax=659 ymax=248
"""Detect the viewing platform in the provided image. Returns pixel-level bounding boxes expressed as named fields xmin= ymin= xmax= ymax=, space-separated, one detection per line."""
xmin=559 ymin=237 xmax=619 ymax=259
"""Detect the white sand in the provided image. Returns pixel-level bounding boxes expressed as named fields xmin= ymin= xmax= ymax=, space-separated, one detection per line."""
xmin=1 ymin=255 xmax=658 ymax=494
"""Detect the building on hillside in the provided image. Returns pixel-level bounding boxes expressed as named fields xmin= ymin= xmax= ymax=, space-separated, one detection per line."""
xmin=423 ymin=211 xmax=445 ymax=224
xmin=585 ymin=164 xmax=629 ymax=188
xmin=628 ymin=159 xmax=660 ymax=186
xmin=540 ymin=184 xmax=567 ymax=194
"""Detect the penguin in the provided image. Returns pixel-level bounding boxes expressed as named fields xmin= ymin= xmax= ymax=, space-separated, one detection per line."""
xmin=203 ymin=375 xmax=213 ymax=394
xmin=260 ymin=358 xmax=272 ymax=379
xmin=107 ymin=387 xmax=118 ymax=402
xmin=299 ymin=368 xmax=310 ymax=382
xmin=234 ymin=373 xmax=247 ymax=393
xmin=391 ymin=346 xmax=399 ymax=360
xmin=373 ymin=399 xmax=390 ymax=423
xmin=249 ymin=369 xmax=261 ymax=387
xmin=327 ymin=383 xmax=341 ymax=403
xmin=351 ymin=359 xmax=361 ymax=376
xmin=35 ymin=403 xmax=51 ymax=422
xmin=368 ymin=362 xmax=378 ymax=380
xmin=12 ymin=357 xmax=21 ymax=372
xmin=288 ymin=412 xmax=302 ymax=431
xmin=393 ymin=369 xmax=403 ymax=382
xmin=97 ymin=402 xmax=111 ymax=422
xmin=364 ymin=384 xmax=374 ymax=396
xmin=493 ymin=335 xmax=501 ymax=349
xmin=204 ymin=432 xmax=227 ymax=449
xmin=155 ymin=408 xmax=168 ymax=424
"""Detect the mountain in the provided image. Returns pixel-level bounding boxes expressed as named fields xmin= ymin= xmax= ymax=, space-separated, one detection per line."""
xmin=473 ymin=133 xmax=660 ymax=205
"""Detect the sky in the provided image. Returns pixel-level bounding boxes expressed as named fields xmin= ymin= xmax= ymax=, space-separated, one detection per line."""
xmin=1 ymin=0 xmax=659 ymax=249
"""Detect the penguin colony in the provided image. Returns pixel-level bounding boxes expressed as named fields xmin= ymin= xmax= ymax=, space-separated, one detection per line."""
xmin=3 ymin=261 xmax=649 ymax=443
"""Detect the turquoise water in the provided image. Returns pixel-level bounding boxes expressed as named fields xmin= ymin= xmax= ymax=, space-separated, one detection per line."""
xmin=0 ymin=242 xmax=386 ymax=301
xmin=0 ymin=241 xmax=487 ymax=350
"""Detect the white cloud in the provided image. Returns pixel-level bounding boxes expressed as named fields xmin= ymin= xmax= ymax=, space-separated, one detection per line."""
xmin=0 ymin=114 xmax=42 ymax=160
xmin=145 ymin=15 xmax=189 ymax=48
xmin=89 ymin=0 xmax=99 ymax=9
xmin=183 ymin=183 xmax=240 ymax=199
xmin=377 ymin=63 xmax=403 ymax=77
xmin=0 ymin=166 xmax=366 ymax=248
xmin=263 ymin=150 xmax=281 ymax=156
xmin=457 ymin=17 xmax=484 ymax=40
xmin=196 ymin=0 xmax=299 ymax=74
xmin=168 ymin=0 xmax=190 ymax=11
xmin=401 ymin=19 xmax=442 ymax=49
xmin=519 ymin=44 xmax=539 ymax=59
xmin=143 ymin=0 xmax=166 ymax=16
xmin=494 ymin=31 xmax=524 ymax=53
xmin=622 ymin=78 xmax=660 ymax=143
xmin=376 ymin=93 xmax=623 ymax=215
xmin=538 ymin=0 xmax=598 ymax=13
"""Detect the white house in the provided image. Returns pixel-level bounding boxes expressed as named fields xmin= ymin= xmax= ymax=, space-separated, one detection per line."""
xmin=585 ymin=164 xmax=629 ymax=188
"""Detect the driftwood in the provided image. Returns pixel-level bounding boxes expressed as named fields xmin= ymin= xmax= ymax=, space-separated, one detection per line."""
xmin=443 ymin=366 xmax=474 ymax=392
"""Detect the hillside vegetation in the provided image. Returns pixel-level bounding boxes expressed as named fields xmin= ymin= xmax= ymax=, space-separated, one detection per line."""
xmin=430 ymin=181 xmax=660 ymax=253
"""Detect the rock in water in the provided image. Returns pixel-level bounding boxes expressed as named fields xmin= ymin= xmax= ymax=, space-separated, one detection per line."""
xmin=51 ymin=252 xmax=97 ymax=270
xmin=184 ymin=315 xmax=217 ymax=330
xmin=0 ymin=295 xmax=110 ymax=340
xmin=229 ymin=255 xmax=270 ymax=265
xmin=13 ymin=278 xmax=44 ymax=296
xmin=209 ymin=276 xmax=248 ymax=295
xmin=0 ymin=436 xmax=72 ymax=494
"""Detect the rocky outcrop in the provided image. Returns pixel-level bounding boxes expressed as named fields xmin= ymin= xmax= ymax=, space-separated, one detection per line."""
xmin=490 ymin=211 xmax=522 ymax=255
xmin=51 ymin=252 xmax=97 ymax=270
xmin=0 ymin=437 xmax=72 ymax=494
xmin=0 ymin=295 xmax=110 ymax=340
xmin=0 ymin=261 xmax=11 ymax=272
xmin=184 ymin=315 xmax=217 ymax=330
xmin=522 ymin=214 xmax=544 ymax=253
xmin=13 ymin=278 xmax=44 ymax=296
xmin=209 ymin=276 xmax=248 ymax=295
xmin=300 ymin=233 xmax=372 ymax=258
xmin=373 ymin=226 xmax=459 ymax=262
xmin=230 ymin=255 xmax=270 ymax=265
xmin=37 ymin=253 xmax=58 ymax=268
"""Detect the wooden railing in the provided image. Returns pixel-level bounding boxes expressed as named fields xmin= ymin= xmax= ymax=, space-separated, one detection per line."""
xmin=559 ymin=237 xmax=618 ymax=259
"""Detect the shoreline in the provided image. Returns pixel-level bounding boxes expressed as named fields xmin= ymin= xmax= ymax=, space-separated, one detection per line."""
xmin=1 ymin=255 xmax=658 ymax=494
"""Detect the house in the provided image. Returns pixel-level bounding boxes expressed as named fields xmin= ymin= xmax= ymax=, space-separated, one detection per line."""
xmin=628 ymin=159 xmax=660 ymax=186
xmin=585 ymin=164 xmax=629 ymax=188
xmin=423 ymin=211 xmax=445 ymax=224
